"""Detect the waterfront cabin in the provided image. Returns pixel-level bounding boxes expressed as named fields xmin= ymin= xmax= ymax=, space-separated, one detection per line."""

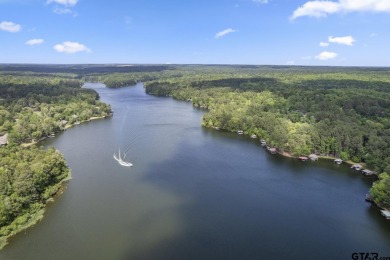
xmin=298 ymin=156 xmax=309 ymax=162
xmin=0 ymin=133 xmax=8 ymax=146
xmin=351 ymin=164 xmax=363 ymax=171
xmin=251 ymin=134 xmax=257 ymax=139
xmin=268 ymin=147 xmax=277 ymax=154
xmin=215 ymin=127 xmax=220 ymax=130
xmin=334 ymin=158 xmax=343 ymax=165
xmin=362 ymin=169 xmax=375 ymax=176
xmin=237 ymin=130 xmax=244 ymax=134
xmin=380 ymin=209 xmax=390 ymax=220
xmin=309 ymin=154 xmax=318 ymax=161
xmin=60 ymin=120 xmax=68 ymax=126
xmin=260 ymin=139 xmax=266 ymax=146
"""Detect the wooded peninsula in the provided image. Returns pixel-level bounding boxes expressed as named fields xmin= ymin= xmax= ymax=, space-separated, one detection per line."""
xmin=0 ymin=67 xmax=112 ymax=249
xmin=0 ymin=64 xmax=389 ymax=248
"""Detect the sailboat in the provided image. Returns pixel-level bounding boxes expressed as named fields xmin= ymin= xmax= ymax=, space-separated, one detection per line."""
xmin=113 ymin=149 xmax=133 ymax=167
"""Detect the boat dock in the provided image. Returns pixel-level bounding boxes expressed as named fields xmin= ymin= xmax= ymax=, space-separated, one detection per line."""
xmin=380 ymin=209 xmax=390 ymax=220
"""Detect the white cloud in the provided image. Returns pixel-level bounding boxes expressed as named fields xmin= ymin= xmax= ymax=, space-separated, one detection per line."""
xmin=370 ymin=32 xmax=377 ymax=37
xmin=286 ymin=60 xmax=295 ymax=65
xmin=0 ymin=21 xmax=21 ymax=32
xmin=25 ymin=39 xmax=44 ymax=45
xmin=320 ymin=41 xmax=329 ymax=47
xmin=291 ymin=0 xmax=390 ymax=20
xmin=47 ymin=0 xmax=77 ymax=14
xmin=253 ymin=0 xmax=268 ymax=4
xmin=328 ymin=35 xmax=355 ymax=46
xmin=291 ymin=1 xmax=340 ymax=19
xmin=47 ymin=0 xmax=78 ymax=6
xmin=315 ymin=51 xmax=338 ymax=60
xmin=215 ymin=28 xmax=237 ymax=39
xmin=53 ymin=41 xmax=91 ymax=54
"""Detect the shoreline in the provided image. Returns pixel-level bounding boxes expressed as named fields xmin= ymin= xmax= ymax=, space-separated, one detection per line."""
xmin=209 ymin=125 xmax=387 ymax=217
xmin=156 ymin=91 xmax=388 ymax=220
xmin=0 ymin=173 xmax=71 ymax=250
xmin=1 ymin=114 xmax=110 ymax=250
xmin=22 ymin=115 xmax=111 ymax=147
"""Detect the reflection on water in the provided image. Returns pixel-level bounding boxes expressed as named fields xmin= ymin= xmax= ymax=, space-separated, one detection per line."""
xmin=1 ymin=83 xmax=389 ymax=260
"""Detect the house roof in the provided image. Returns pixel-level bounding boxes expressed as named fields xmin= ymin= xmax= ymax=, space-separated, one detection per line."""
xmin=0 ymin=133 xmax=8 ymax=145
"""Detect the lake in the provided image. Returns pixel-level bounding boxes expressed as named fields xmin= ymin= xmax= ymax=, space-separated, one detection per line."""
xmin=1 ymin=83 xmax=389 ymax=259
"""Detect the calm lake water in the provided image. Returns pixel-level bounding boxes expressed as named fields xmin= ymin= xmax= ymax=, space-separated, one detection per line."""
xmin=1 ymin=83 xmax=390 ymax=259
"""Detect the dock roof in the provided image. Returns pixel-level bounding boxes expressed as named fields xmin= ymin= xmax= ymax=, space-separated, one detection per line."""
xmin=381 ymin=210 xmax=390 ymax=219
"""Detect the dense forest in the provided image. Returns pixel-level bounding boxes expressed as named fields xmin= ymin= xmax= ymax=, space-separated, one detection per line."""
xmin=0 ymin=71 xmax=112 ymax=248
xmin=94 ymin=65 xmax=390 ymax=209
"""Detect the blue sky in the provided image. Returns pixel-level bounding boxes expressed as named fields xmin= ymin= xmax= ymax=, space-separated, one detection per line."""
xmin=1 ymin=0 xmax=390 ymax=66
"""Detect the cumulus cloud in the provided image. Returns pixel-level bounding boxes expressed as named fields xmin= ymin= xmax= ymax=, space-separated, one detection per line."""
xmin=291 ymin=0 xmax=390 ymax=20
xmin=0 ymin=21 xmax=21 ymax=32
xmin=215 ymin=28 xmax=237 ymax=39
xmin=328 ymin=35 xmax=355 ymax=45
xmin=47 ymin=0 xmax=78 ymax=6
xmin=25 ymin=39 xmax=44 ymax=45
xmin=53 ymin=41 xmax=91 ymax=54
xmin=315 ymin=51 xmax=338 ymax=60
xmin=320 ymin=41 xmax=329 ymax=47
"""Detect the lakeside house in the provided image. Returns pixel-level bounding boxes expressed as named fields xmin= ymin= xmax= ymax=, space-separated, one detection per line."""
xmin=351 ymin=164 xmax=363 ymax=171
xmin=59 ymin=120 xmax=68 ymax=129
xmin=260 ymin=139 xmax=266 ymax=146
xmin=267 ymin=147 xmax=277 ymax=154
xmin=362 ymin=169 xmax=376 ymax=176
xmin=237 ymin=130 xmax=243 ymax=134
xmin=298 ymin=156 xmax=309 ymax=162
xmin=0 ymin=133 xmax=8 ymax=146
xmin=251 ymin=134 xmax=257 ymax=139
xmin=334 ymin=158 xmax=343 ymax=164
xmin=309 ymin=154 xmax=318 ymax=161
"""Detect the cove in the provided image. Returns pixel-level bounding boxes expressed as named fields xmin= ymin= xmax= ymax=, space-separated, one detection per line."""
xmin=1 ymin=83 xmax=389 ymax=259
